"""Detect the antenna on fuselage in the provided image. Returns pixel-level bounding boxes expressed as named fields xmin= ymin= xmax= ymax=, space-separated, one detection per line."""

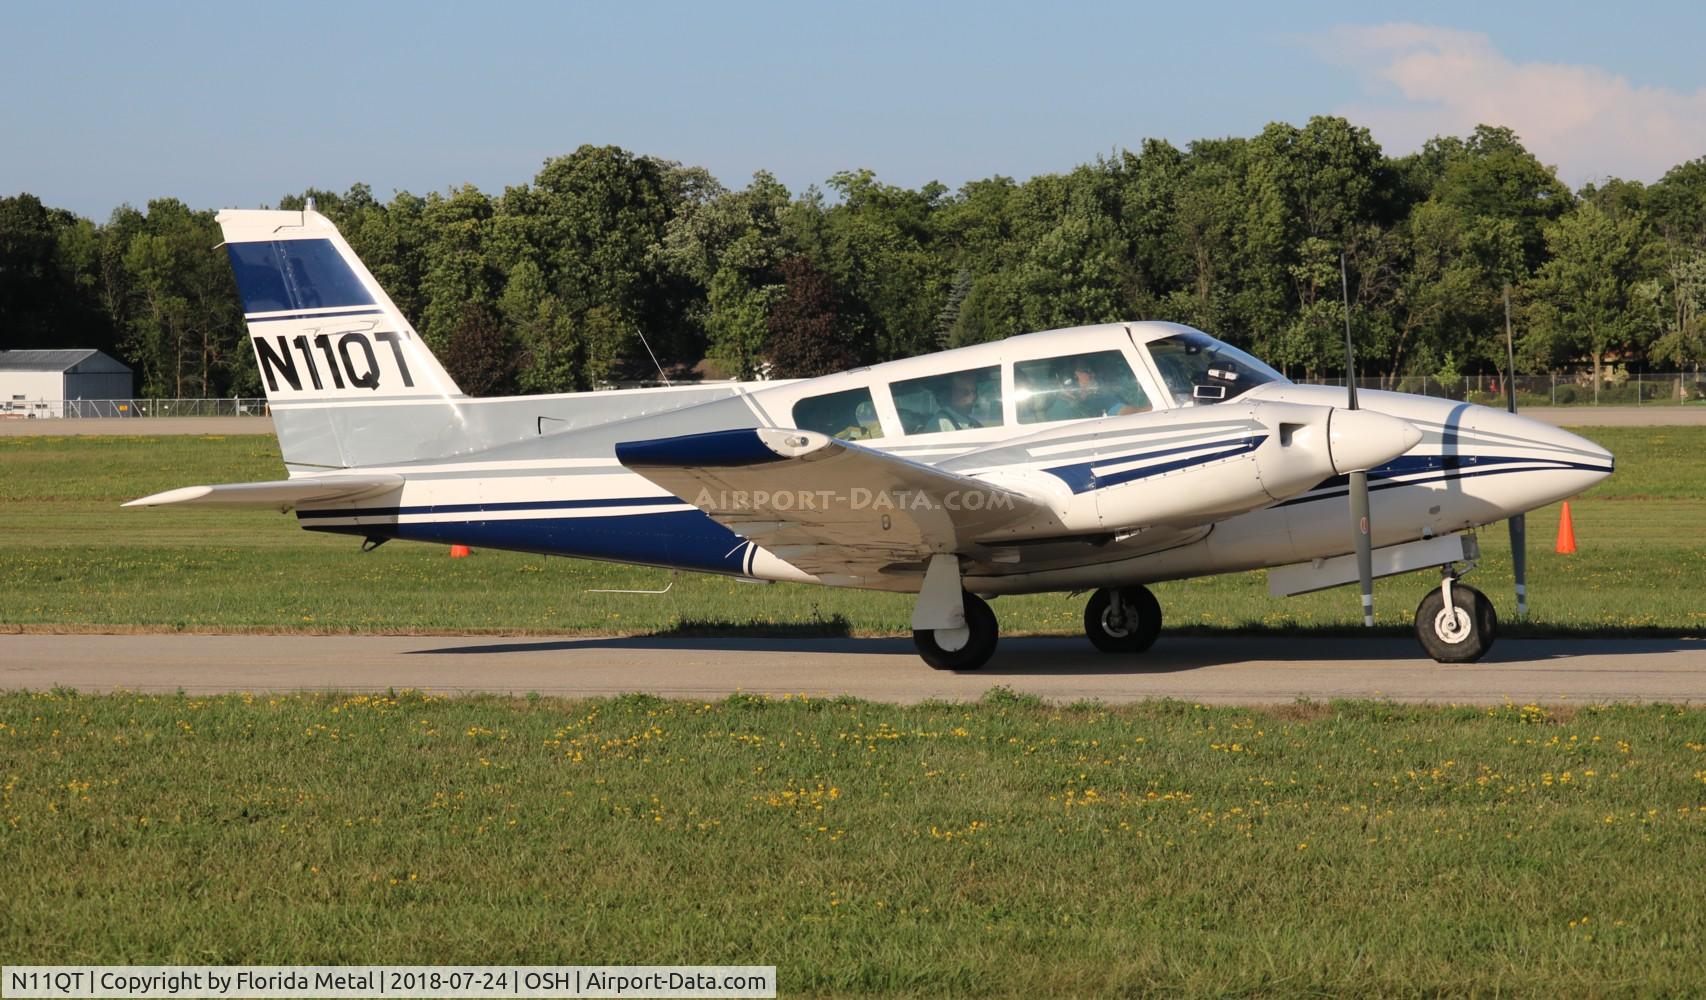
xmin=634 ymin=326 xmax=672 ymax=387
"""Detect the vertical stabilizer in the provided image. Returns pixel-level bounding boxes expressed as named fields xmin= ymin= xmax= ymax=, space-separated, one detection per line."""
xmin=217 ymin=208 xmax=463 ymax=467
xmin=219 ymin=209 xmax=460 ymax=403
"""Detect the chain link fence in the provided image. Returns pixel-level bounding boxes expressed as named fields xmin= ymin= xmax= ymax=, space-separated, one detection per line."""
xmin=0 ymin=398 xmax=270 ymax=419
xmin=1296 ymin=373 xmax=1706 ymax=406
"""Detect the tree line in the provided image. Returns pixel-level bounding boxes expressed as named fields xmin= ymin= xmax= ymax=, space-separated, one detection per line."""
xmin=3 ymin=116 xmax=1704 ymax=399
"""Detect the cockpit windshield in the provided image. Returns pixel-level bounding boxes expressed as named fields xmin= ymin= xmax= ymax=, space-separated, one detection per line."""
xmin=1145 ymin=331 xmax=1287 ymax=406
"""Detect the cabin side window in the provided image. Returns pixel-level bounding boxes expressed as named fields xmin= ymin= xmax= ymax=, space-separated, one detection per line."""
xmin=1014 ymin=350 xmax=1150 ymax=424
xmin=889 ymin=366 xmax=1004 ymax=435
xmin=791 ymin=386 xmax=885 ymax=441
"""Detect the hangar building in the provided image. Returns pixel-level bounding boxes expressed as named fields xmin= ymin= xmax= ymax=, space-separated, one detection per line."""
xmin=0 ymin=349 xmax=134 ymax=418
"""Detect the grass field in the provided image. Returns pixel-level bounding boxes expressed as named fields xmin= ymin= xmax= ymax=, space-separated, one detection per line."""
xmin=5 ymin=433 xmax=1704 ymax=995
xmin=0 ymin=427 xmax=1701 ymax=635
xmin=3 ymin=691 xmax=1703 ymax=995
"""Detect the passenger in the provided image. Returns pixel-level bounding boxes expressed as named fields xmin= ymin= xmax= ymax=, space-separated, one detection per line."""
xmin=836 ymin=400 xmax=882 ymax=440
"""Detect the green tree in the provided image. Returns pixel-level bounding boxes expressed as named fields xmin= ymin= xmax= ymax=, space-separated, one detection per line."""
xmin=0 ymin=195 xmax=114 ymax=353
xmin=816 ymin=169 xmax=947 ymax=362
xmin=117 ymin=200 xmax=244 ymax=397
xmin=658 ymin=171 xmax=794 ymax=374
xmin=499 ymin=260 xmax=579 ymax=393
xmin=1526 ymin=202 xmax=1647 ymax=393
xmin=417 ymin=185 xmax=499 ymax=353
xmin=1017 ymin=213 xmax=1126 ymax=332
xmin=1418 ymin=125 xmax=1572 ymax=272
xmin=704 ymin=268 xmax=777 ymax=379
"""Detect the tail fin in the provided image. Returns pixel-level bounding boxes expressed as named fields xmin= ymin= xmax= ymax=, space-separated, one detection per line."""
xmin=219 ymin=208 xmax=460 ymax=405
xmin=218 ymin=208 xmax=746 ymax=472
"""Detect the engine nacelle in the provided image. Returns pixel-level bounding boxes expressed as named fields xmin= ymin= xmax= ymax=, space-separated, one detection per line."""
xmin=967 ymin=400 xmax=1420 ymax=538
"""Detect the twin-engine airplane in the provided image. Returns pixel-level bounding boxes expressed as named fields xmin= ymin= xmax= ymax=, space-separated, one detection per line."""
xmin=129 ymin=209 xmax=1613 ymax=670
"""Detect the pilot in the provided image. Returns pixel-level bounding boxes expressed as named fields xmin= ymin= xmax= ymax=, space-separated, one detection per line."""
xmin=1017 ymin=369 xmax=1054 ymax=423
xmin=1063 ymin=361 xmax=1148 ymax=418
xmin=932 ymin=373 xmax=983 ymax=431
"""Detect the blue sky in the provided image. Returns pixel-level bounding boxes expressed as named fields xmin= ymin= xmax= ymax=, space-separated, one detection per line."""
xmin=6 ymin=1 xmax=1706 ymax=219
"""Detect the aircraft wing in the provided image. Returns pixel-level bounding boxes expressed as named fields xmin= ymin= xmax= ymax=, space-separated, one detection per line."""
xmin=123 ymin=474 xmax=404 ymax=513
xmin=616 ymin=428 xmax=1047 ymax=583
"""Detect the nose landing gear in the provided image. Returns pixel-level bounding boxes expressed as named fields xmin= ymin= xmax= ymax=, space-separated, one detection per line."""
xmin=1414 ymin=568 xmax=1497 ymax=663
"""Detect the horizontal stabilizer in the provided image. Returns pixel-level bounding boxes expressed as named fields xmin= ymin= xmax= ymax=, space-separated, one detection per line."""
xmin=123 ymin=474 xmax=404 ymax=512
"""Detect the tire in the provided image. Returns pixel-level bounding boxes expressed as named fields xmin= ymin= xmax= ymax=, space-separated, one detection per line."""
xmin=913 ymin=592 xmax=999 ymax=671
xmin=1084 ymin=585 xmax=1163 ymax=654
xmin=1414 ymin=583 xmax=1497 ymax=663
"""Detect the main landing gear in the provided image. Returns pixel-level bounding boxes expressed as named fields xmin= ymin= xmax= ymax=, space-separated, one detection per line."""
xmin=1413 ymin=568 xmax=1497 ymax=663
xmin=911 ymin=554 xmax=1001 ymax=671
xmin=909 ymin=573 xmax=1172 ymax=671
xmin=1084 ymin=586 xmax=1162 ymax=654
xmin=913 ymin=591 xmax=1000 ymax=671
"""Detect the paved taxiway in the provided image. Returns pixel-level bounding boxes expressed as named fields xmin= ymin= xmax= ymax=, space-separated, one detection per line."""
xmin=3 ymin=633 xmax=1701 ymax=704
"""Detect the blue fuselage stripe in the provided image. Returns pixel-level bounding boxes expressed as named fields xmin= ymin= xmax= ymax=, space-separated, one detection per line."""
xmin=1274 ymin=455 xmax=1614 ymax=507
xmin=305 ymin=508 xmax=747 ymax=574
xmin=1043 ymin=435 xmax=1267 ymax=493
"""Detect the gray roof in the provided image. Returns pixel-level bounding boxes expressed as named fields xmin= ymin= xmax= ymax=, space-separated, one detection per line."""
xmin=0 ymin=349 xmax=132 ymax=374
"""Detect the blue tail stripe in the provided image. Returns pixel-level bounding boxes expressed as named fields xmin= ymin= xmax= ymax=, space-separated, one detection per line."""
xmin=227 ymin=239 xmax=375 ymax=314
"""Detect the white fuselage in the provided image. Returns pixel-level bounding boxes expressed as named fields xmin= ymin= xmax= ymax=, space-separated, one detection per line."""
xmin=288 ymin=322 xmax=1612 ymax=594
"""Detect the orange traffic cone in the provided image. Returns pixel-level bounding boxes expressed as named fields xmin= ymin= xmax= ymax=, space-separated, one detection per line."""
xmin=449 ymin=544 xmax=471 ymax=558
xmin=1555 ymin=503 xmax=1577 ymax=554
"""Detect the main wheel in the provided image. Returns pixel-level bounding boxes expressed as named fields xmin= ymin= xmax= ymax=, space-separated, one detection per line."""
xmin=1084 ymin=585 xmax=1163 ymax=654
xmin=913 ymin=592 xmax=999 ymax=671
xmin=1414 ymin=583 xmax=1497 ymax=663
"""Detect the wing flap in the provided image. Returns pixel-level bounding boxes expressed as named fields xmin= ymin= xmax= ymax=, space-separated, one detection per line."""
xmin=123 ymin=474 xmax=404 ymax=512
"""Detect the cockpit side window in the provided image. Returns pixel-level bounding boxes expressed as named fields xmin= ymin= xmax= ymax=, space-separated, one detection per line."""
xmin=1146 ymin=331 xmax=1286 ymax=406
xmin=1014 ymin=350 xmax=1150 ymax=425
xmin=889 ymin=366 xmax=1003 ymax=435
xmin=791 ymin=386 xmax=885 ymax=441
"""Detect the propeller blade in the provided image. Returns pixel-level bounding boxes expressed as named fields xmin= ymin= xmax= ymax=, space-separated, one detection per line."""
xmin=1351 ymin=469 xmax=1374 ymax=626
xmin=1503 ymin=287 xmax=1527 ymax=618
xmin=1509 ymin=512 xmax=1528 ymax=617
xmin=1341 ymin=253 xmax=1376 ymax=627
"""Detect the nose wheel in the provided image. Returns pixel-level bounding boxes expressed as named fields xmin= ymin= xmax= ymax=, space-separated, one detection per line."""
xmin=1414 ymin=575 xmax=1497 ymax=663
xmin=1084 ymin=585 xmax=1163 ymax=654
